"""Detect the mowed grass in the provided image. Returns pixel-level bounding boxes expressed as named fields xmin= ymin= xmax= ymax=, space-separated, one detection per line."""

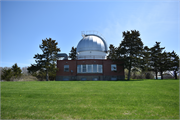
xmin=1 ymin=80 xmax=179 ymax=119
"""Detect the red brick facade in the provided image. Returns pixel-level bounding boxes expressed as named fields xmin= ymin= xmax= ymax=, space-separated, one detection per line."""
xmin=56 ymin=59 xmax=124 ymax=81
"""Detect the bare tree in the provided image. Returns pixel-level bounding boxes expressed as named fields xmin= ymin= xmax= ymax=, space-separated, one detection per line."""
xmin=21 ymin=67 xmax=29 ymax=75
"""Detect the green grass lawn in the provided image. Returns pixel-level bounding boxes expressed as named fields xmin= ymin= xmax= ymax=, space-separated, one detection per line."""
xmin=1 ymin=79 xmax=179 ymax=119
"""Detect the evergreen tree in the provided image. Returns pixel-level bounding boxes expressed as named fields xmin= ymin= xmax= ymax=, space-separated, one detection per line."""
xmin=150 ymin=42 xmax=165 ymax=79
xmin=141 ymin=46 xmax=151 ymax=72
xmin=11 ymin=63 xmax=22 ymax=78
xmin=170 ymin=51 xmax=179 ymax=79
xmin=107 ymin=44 xmax=118 ymax=60
xmin=119 ymin=30 xmax=144 ymax=80
xmin=1 ymin=67 xmax=13 ymax=81
xmin=141 ymin=46 xmax=153 ymax=78
xmin=157 ymin=52 xmax=171 ymax=79
xmin=28 ymin=38 xmax=60 ymax=81
xmin=69 ymin=47 xmax=77 ymax=60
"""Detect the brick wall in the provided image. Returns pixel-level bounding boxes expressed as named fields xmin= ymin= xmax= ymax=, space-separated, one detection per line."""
xmin=56 ymin=59 xmax=124 ymax=80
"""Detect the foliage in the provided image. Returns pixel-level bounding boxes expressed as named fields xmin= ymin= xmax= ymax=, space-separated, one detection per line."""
xmin=1 ymin=80 xmax=179 ymax=119
xmin=12 ymin=63 xmax=22 ymax=78
xmin=131 ymin=68 xmax=145 ymax=79
xmin=28 ymin=38 xmax=60 ymax=81
xmin=69 ymin=47 xmax=77 ymax=60
xmin=141 ymin=46 xmax=151 ymax=72
xmin=107 ymin=44 xmax=118 ymax=60
xmin=21 ymin=67 xmax=29 ymax=75
xmin=169 ymin=51 xmax=179 ymax=79
xmin=144 ymin=72 xmax=154 ymax=79
xmin=124 ymin=68 xmax=154 ymax=79
xmin=156 ymin=51 xmax=172 ymax=79
xmin=149 ymin=42 xmax=165 ymax=79
xmin=1 ymin=67 xmax=13 ymax=81
xmin=119 ymin=30 xmax=144 ymax=80
xmin=1 ymin=63 xmax=22 ymax=81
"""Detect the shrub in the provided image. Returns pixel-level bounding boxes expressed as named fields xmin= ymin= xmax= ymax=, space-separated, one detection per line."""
xmin=144 ymin=72 xmax=154 ymax=79
xmin=1 ymin=68 xmax=13 ymax=81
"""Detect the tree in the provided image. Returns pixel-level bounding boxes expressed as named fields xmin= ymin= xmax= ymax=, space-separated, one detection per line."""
xmin=1 ymin=67 xmax=13 ymax=81
xmin=28 ymin=38 xmax=60 ymax=81
xmin=150 ymin=42 xmax=165 ymax=79
xmin=118 ymin=30 xmax=144 ymax=80
xmin=69 ymin=47 xmax=77 ymax=60
xmin=21 ymin=67 xmax=29 ymax=75
xmin=141 ymin=46 xmax=154 ymax=79
xmin=169 ymin=51 xmax=179 ymax=79
xmin=107 ymin=44 xmax=118 ymax=60
xmin=157 ymin=52 xmax=171 ymax=79
xmin=12 ymin=63 xmax=22 ymax=78
xmin=141 ymin=46 xmax=151 ymax=72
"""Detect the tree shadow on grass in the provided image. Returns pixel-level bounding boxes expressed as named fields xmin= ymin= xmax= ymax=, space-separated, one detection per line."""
xmin=144 ymin=79 xmax=179 ymax=81
xmin=58 ymin=79 xmax=179 ymax=81
xmin=117 ymin=79 xmax=144 ymax=82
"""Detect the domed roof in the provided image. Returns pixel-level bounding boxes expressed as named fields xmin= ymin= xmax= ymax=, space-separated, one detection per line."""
xmin=76 ymin=34 xmax=108 ymax=53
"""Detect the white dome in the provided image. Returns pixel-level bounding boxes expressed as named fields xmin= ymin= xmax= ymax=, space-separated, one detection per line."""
xmin=76 ymin=35 xmax=108 ymax=53
xmin=76 ymin=34 xmax=108 ymax=60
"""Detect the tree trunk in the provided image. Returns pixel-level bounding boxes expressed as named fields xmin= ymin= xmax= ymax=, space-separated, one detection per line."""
xmin=127 ymin=58 xmax=132 ymax=80
xmin=155 ymin=70 xmax=157 ymax=79
xmin=46 ymin=70 xmax=49 ymax=81
xmin=160 ymin=70 xmax=163 ymax=79
xmin=174 ymin=70 xmax=177 ymax=79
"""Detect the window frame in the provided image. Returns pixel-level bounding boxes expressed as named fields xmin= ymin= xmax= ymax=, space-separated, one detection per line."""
xmin=77 ymin=64 xmax=103 ymax=73
xmin=64 ymin=65 xmax=69 ymax=72
xmin=111 ymin=64 xmax=117 ymax=71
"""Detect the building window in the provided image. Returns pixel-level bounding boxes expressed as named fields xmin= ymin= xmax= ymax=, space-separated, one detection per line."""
xmin=64 ymin=65 xmax=69 ymax=72
xmin=98 ymin=65 xmax=102 ymax=73
xmin=77 ymin=64 xmax=103 ymax=73
xmin=111 ymin=64 xmax=117 ymax=71
xmin=87 ymin=64 xmax=92 ymax=73
xmin=93 ymin=64 xmax=97 ymax=73
xmin=82 ymin=65 xmax=86 ymax=73
xmin=77 ymin=65 xmax=81 ymax=73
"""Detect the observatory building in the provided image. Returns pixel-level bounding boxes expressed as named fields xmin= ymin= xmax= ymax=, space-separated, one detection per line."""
xmin=56 ymin=31 xmax=124 ymax=81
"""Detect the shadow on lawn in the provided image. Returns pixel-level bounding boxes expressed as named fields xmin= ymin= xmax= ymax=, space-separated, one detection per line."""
xmin=117 ymin=79 xmax=179 ymax=81
xmin=118 ymin=79 xmax=144 ymax=82
xmin=58 ymin=79 xmax=178 ymax=82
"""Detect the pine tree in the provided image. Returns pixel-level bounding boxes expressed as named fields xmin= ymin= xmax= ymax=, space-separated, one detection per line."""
xmin=1 ymin=67 xmax=13 ymax=81
xmin=12 ymin=63 xmax=22 ymax=78
xmin=157 ymin=52 xmax=171 ymax=79
xmin=107 ymin=44 xmax=118 ymax=60
xmin=141 ymin=46 xmax=151 ymax=72
xmin=119 ymin=30 xmax=144 ymax=80
xmin=69 ymin=47 xmax=77 ymax=60
xmin=170 ymin=51 xmax=179 ymax=79
xmin=150 ymin=42 xmax=165 ymax=79
xmin=28 ymin=38 xmax=60 ymax=81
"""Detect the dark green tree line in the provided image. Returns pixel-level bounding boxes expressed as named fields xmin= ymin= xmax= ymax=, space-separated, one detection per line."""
xmin=108 ymin=30 xmax=179 ymax=80
xmin=1 ymin=63 xmax=22 ymax=81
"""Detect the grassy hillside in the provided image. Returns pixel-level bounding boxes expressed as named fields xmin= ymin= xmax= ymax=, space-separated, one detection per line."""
xmin=1 ymin=80 xmax=179 ymax=119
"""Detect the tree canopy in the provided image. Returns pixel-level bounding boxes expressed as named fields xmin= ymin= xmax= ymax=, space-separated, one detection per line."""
xmin=69 ymin=47 xmax=77 ymax=60
xmin=118 ymin=30 xmax=144 ymax=80
xmin=169 ymin=51 xmax=179 ymax=79
xmin=107 ymin=44 xmax=119 ymax=60
xmin=12 ymin=63 xmax=22 ymax=78
xmin=1 ymin=63 xmax=22 ymax=81
xmin=149 ymin=42 xmax=165 ymax=79
xmin=28 ymin=38 xmax=60 ymax=81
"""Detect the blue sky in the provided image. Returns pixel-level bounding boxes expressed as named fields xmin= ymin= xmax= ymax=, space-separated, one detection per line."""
xmin=1 ymin=0 xmax=179 ymax=68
